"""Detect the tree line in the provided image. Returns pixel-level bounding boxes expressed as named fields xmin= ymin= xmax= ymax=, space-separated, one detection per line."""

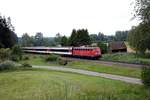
xmin=90 ymin=31 xmax=129 ymax=43
xmin=0 ymin=13 xmax=129 ymax=49
xmin=18 ymin=28 xmax=129 ymax=48
xmin=20 ymin=32 xmax=55 ymax=47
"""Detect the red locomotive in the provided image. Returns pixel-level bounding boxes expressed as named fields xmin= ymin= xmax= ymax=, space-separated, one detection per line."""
xmin=22 ymin=47 xmax=101 ymax=59
xmin=72 ymin=47 xmax=101 ymax=58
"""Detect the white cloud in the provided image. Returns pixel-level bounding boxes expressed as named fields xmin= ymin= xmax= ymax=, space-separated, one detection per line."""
xmin=0 ymin=0 xmax=139 ymax=37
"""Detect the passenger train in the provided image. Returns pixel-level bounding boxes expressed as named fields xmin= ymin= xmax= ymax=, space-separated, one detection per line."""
xmin=22 ymin=47 xmax=101 ymax=59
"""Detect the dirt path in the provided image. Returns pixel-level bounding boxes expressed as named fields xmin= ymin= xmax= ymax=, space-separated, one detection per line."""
xmin=33 ymin=65 xmax=142 ymax=85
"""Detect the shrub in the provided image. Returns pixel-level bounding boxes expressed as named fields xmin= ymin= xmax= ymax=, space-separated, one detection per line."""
xmin=45 ymin=54 xmax=60 ymax=62
xmin=22 ymin=56 xmax=30 ymax=60
xmin=21 ymin=62 xmax=32 ymax=68
xmin=141 ymin=66 xmax=150 ymax=87
xmin=0 ymin=48 xmax=11 ymax=61
xmin=11 ymin=45 xmax=23 ymax=60
xmin=57 ymin=58 xmax=68 ymax=65
xmin=97 ymin=41 xmax=108 ymax=54
xmin=0 ymin=60 xmax=19 ymax=71
xmin=10 ymin=55 xmax=20 ymax=61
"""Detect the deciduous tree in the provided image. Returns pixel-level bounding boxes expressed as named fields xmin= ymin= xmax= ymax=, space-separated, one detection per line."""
xmin=128 ymin=23 xmax=150 ymax=54
xmin=134 ymin=0 xmax=150 ymax=23
xmin=21 ymin=33 xmax=34 ymax=46
xmin=34 ymin=32 xmax=44 ymax=46
xmin=0 ymin=15 xmax=17 ymax=48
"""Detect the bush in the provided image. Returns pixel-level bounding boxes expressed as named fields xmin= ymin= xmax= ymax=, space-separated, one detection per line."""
xmin=141 ymin=66 xmax=150 ymax=87
xmin=0 ymin=48 xmax=11 ymax=61
xmin=45 ymin=54 xmax=60 ymax=62
xmin=11 ymin=45 xmax=23 ymax=60
xmin=0 ymin=60 xmax=19 ymax=71
xmin=21 ymin=62 xmax=32 ymax=68
xmin=97 ymin=41 xmax=108 ymax=54
xmin=57 ymin=58 xmax=68 ymax=65
xmin=22 ymin=56 xmax=30 ymax=60
xmin=10 ymin=55 xmax=20 ymax=61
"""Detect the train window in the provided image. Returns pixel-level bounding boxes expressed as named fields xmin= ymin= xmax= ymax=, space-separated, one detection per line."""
xmin=50 ymin=49 xmax=69 ymax=52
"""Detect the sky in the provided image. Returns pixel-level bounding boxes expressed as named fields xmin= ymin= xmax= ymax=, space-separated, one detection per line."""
xmin=0 ymin=0 xmax=140 ymax=37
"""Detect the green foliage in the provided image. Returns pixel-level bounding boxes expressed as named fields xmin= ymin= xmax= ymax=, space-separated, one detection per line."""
xmin=69 ymin=29 xmax=77 ymax=46
xmin=128 ymin=23 xmax=150 ymax=54
xmin=102 ymin=53 xmax=137 ymax=61
xmin=141 ymin=66 xmax=150 ymax=87
xmin=57 ymin=58 xmax=68 ymax=65
xmin=76 ymin=29 xmax=91 ymax=46
xmin=97 ymin=32 xmax=105 ymax=41
xmin=0 ymin=60 xmax=32 ymax=71
xmin=20 ymin=33 xmax=56 ymax=47
xmin=130 ymin=0 xmax=150 ymax=55
xmin=45 ymin=54 xmax=60 ymax=62
xmin=115 ymin=31 xmax=128 ymax=41
xmin=34 ymin=32 xmax=44 ymax=46
xmin=101 ymin=53 xmax=150 ymax=65
xmin=90 ymin=34 xmax=98 ymax=42
xmin=11 ymin=45 xmax=22 ymax=61
xmin=61 ymin=36 xmax=68 ymax=46
xmin=42 ymin=37 xmax=56 ymax=46
xmin=22 ymin=55 xmax=30 ymax=60
xmin=0 ymin=60 xmax=19 ymax=71
xmin=10 ymin=55 xmax=19 ymax=61
xmin=55 ymin=33 xmax=62 ymax=45
xmin=90 ymin=31 xmax=129 ymax=43
xmin=132 ymin=1 xmax=150 ymax=54
xmin=0 ymin=48 xmax=11 ymax=61
xmin=21 ymin=62 xmax=32 ymax=68
xmin=134 ymin=0 xmax=150 ymax=24
xmin=69 ymin=29 xmax=91 ymax=46
xmin=97 ymin=41 xmax=107 ymax=54
xmin=21 ymin=33 xmax=34 ymax=46
xmin=11 ymin=45 xmax=22 ymax=56
xmin=90 ymin=32 xmax=106 ymax=42
xmin=0 ymin=15 xmax=17 ymax=48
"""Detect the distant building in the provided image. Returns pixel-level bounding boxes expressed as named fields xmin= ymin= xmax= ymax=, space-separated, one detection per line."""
xmin=108 ymin=41 xmax=127 ymax=53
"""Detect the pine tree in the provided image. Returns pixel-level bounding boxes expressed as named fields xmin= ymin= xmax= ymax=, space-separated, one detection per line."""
xmin=69 ymin=29 xmax=77 ymax=46
xmin=61 ymin=36 xmax=68 ymax=46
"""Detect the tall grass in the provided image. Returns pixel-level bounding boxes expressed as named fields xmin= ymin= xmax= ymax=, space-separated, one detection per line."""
xmin=0 ymin=70 xmax=149 ymax=100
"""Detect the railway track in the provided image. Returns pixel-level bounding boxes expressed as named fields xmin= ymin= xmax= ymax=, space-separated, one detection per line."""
xmin=62 ymin=57 xmax=145 ymax=68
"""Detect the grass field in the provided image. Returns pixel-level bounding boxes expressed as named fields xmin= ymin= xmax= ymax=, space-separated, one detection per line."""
xmin=21 ymin=54 xmax=141 ymax=78
xmin=67 ymin=61 xmax=141 ymax=78
xmin=101 ymin=53 xmax=150 ymax=65
xmin=0 ymin=69 xmax=149 ymax=100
